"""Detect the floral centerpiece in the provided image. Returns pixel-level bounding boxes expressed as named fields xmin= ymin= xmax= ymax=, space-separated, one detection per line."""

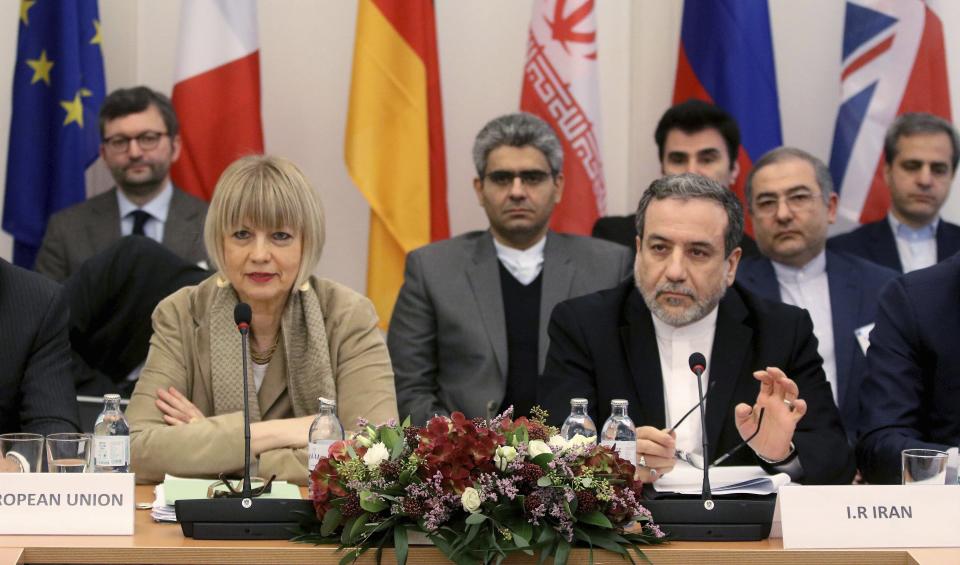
xmin=294 ymin=407 xmax=666 ymax=564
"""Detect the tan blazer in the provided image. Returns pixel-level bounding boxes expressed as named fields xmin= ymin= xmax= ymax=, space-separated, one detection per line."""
xmin=127 ymin=276 xmax=398 ymax=485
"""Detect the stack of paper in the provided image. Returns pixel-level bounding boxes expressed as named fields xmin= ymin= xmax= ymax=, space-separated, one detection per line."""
xmin=150 ymin=475 xmax=303 ymax=523
xmin=653 ymin=462 xmax=791 ymax=496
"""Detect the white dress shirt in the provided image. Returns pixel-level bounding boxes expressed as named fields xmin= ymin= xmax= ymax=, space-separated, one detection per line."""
xmin=651 ymin=308 xmax=718 ymax=457
xmin=116 ymin=182 xmax=173 ymax=244
xmin=888 ymin=213 xmax=938 ymax=273
xmin=771 ymin=251 xmax=838 ymax=402
xmin=493 ymin=235 xmax=546 ymax=285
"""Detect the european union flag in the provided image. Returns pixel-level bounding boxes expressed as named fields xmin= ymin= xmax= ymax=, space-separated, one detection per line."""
xmin=4 ymin=0 xmax=105 ymax=268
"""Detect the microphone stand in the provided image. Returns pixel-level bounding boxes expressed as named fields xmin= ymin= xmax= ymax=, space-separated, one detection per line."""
xmin=639 ymin=352 xmax=776 ymax=541
xmin=692 ymin=365 xmax=713 ymax=510
xmin=175 ymin=305 xmax=313 ymax=539
xmin=240 ymin=323 xmax=252 ymax=500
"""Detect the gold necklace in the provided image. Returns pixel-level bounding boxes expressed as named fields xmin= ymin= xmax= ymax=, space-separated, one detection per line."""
xmin=250 ymin=330 xmax=281 ymax=365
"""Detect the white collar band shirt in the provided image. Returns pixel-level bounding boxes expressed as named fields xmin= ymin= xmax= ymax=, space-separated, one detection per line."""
xmin=772 ymin=250 xmax=837 ymax=402
xmin=117 ymin=181 xmax=173 ymax=244
xmin=651 ymin=306 xmax=718 ymax=457
xmin=493 ymin=235 xmax=546 ymax=285
xmin=888 ymin=212 xmax=938 ymax=273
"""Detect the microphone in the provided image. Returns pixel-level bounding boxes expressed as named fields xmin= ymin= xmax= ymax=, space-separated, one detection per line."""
xmin=687 ymin=352 xmax=712 ymax=509
xmin=638 ymin=352 xmax=777 ymax=541
xmin=175 ymin=302 xmax=313 ymax=539
xmin=235 ymin=303 xmax=253 ymax=498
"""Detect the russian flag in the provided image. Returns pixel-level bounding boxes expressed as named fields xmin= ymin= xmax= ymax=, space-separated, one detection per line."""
xmin=673 ymin=0 xmax=783 ymax=236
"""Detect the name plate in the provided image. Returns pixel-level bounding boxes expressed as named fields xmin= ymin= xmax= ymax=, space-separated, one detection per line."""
xmin=0 ymin=473 xmax=134 ymax=535
xmin=780 ymin=484 xmax=960 ymax=548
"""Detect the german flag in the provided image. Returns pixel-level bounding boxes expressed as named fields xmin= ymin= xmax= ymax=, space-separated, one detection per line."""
xmin=345 ymin=0 xmax=449 ymax=327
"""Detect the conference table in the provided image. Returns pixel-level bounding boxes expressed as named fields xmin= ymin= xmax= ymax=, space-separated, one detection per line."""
xmin=0 ymin=486 xmax=957 ymax=564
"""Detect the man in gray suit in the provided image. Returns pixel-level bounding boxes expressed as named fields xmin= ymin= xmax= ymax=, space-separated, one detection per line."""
xmin=35 ymin=86 xmax=207 ymax=281
xmin=389 ymin=113 xmax=633 ymax=425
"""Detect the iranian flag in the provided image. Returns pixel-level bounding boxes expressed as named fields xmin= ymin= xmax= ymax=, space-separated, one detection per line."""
xmin=171 ymin=0 xmax=264 ymax=201
xmin=521 ymin=0 xmax=606 ymax=235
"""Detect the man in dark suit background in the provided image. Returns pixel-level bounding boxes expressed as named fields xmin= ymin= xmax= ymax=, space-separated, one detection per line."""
xmin=35 ymin=86 xmax=208 ymax=281
xmin=591 ymin=99 xmax=759 ymax=258
xmin=737 ymin=147 xmax=897 ymax=443
xmin=857 ymin=253 xmax=960 ymax=484
xmin=0 ymin=260 xmax=79 ymax=471
xmin=540 ymin=173 xmax=854 ymax=485
xmin=67 ymin=236 xmax=209 ymax=398
xmin=389 ymin=113 xmax=633 ymax=425
xmin=829 ymin=112 xmax=960 ymax=273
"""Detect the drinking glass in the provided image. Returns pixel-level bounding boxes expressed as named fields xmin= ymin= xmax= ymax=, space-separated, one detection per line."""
xmin=46 ymin=433 xmax=92 ymax=473
xmin=0 ymin=433 xmax=44 ymax=472
xmin=901 ymin=448 xmax=948 ymax=485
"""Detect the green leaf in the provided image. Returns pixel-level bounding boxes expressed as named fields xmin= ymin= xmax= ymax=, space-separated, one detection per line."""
xmin=553 ymin=539 xmax=570 ymax=565
xmin=536 ymin=476 xmax=553 ymax=487
xmin=399 ymin=468 xmax=413 ymax=484
xmin=531 ymin=453 xmax=554 ymax=466
xmin=340 ymin=515 xmax=359 ymax=545
xmin=511 ymin=522 xmax=533 ymax=547
xmin=320 ymin=507 xmax=343 ymax=537
xmin=401 ymin=415 xmax=411 ymax=427
xmin=359 ymin=491 xmax=388 ymax=513
xmin=349 ymin=512 xmax=369 ymax=542
xmin=393 ymin=526 xmax=408 ymax=565
xmin=577 ymin=510 xmax=613 ymax=529
xmin=512 ymin=531 xmax=530 ymax=549
xmin=465 ymin=512 xmax=486 ymax=525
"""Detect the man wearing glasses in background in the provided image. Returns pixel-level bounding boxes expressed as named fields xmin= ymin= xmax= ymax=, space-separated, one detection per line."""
xmin=539 ymin=173 xmax=855 ymax=485
xmin=389 ymin=113 xmax=633 ymax=426
xmin=737 ymin=148 xmax=897 ymax=445
xmin=35 ymin=86 xmax=208 ymax=282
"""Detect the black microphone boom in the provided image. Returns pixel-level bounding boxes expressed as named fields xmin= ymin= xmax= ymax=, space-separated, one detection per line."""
xmin=687 ymin=352 xmax=712 ymax=507
xmin=176 ymin=302 xmax=313 ymax=539
xmin=640 ymin=351 xmax=776 ymax=541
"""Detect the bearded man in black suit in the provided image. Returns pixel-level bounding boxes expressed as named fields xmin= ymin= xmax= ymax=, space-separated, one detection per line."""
xmin=539 ymin=173 xmax=854 ymax=485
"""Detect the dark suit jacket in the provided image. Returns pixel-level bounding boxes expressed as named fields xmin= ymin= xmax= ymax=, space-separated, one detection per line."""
xmin=66 ymin=236 xmax=210 ymax=397
xmin=388 ymin=230 xmax=634 ymax=425
xmin=827 ymin=217 xmax=960 ymax=273
xmin=0 ymin=260 xmax=79 ymax=434
xmin=539 ymin=279 xmax=855 ymax=485
xmin=35 ymin=186 xmax=208 ymax=281
xmin=857 ymin=253 xmax=960 ymax=484
xmin=736 ymin=251 xmax=898 ymax=442
xmin=592 ymin=213 xmax=760 ymax=258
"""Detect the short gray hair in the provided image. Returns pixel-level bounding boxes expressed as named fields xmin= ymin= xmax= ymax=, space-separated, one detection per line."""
xmin=884 ymin=112 xmax=960 ymax=171
xmin=472 ymin=112 xmax=563 ymax=176
xmin=204 ymin=155 xmax=325 ymax=290
xmin=745 ymin=146 xmax=835 ymax=208
xmin=634 ymin=173 xmax=744 ymax=258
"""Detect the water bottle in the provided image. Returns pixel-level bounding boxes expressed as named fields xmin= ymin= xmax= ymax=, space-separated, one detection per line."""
xmin=560 ymin=398 xmax=597 ymax=440
xmin=93 ymin=394 xmax=130 ymax=473
xmin=307 ymin=397 xmax=344 ymax=476
xmin=600 ymin=399 xmax=637 ymax=466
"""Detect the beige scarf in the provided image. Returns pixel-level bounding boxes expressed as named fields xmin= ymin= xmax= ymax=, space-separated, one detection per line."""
xmin=208 ymin=279 xmax=337 ymax=420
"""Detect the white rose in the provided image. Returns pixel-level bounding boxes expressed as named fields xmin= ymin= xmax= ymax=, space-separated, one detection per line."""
xmin=494 ymin=446 xmax=518 ymax=471
xmin=362 ymin=442 xmax=390 ymax=469
xmin=548 ymin=435 xmax=568 ymax=450
xmin=461 ymin=487 xmax=482 ymax=513
xmin=567 ymin=434 xmax=597 ymax=449
xmin=527 ymin=440 xmax=553 ymax=458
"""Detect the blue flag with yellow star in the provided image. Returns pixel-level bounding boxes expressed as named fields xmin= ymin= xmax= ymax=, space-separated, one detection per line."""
xmin=4 ymin=0 xmax=105 ymax=268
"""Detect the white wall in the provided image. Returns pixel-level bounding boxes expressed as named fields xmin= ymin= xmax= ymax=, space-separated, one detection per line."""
xmin=2 ymin=1 xmax=960 ymax=291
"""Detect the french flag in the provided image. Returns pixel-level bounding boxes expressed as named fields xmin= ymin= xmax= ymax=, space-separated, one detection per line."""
xmin=828 ymin=0 xmax=951 ymax=230
xmin=673 ymin=0 xmax=783 ymax=236
xmin=171 ymin=0 xmax=265 ymax=201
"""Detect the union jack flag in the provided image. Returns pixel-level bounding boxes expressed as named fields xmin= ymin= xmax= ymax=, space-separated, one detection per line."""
xmin=829 ymin=0 xmax=951 ymax=232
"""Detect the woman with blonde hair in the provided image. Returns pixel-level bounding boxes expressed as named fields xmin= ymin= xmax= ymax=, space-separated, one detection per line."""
xmin=127 ymin=155 xmax=397 ymax=485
